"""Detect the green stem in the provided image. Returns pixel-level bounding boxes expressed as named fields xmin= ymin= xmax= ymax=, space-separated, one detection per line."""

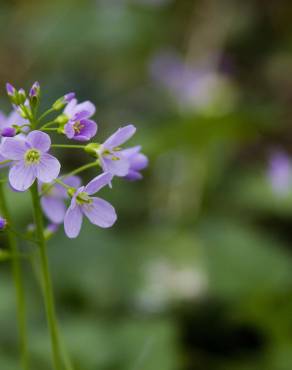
xmin=39 ymin=120 xmax=58 ymax=130
xmin=51 ymin=144 xmax=85 ymax=149
xmin=40 ymin=161 xmax=99 ymax=197
xmin=0 ymin=183 xmax=29 ymax=370
xmin=63 ymin=161 xmax=100 ymax=178
xmin=42 ymin=128 xmax=59 ymax=132
xmin=30 ymin=183 xmax=64 ymax=370
xmin=38 ymin=108 xmax=56 ymax=123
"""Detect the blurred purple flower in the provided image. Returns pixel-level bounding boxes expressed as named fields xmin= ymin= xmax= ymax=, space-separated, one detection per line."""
xmin=64 ymin=172 xmax=116 ymax=238
xmin=40 ymin=176 xmax=81 ymax=224
xmin=268 ymin=152 xmax=292 ymax=194
xmin=150 ymin=50 xmax=235 ymax=113
xmin=0 ymin=131 xmax=60 ymax=191
xmin=121 ymin=146 xmax=148 ymax=181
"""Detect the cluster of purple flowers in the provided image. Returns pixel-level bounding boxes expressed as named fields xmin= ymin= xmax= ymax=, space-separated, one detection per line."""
xmin=0 ymin=82 xmax=148 ymax=238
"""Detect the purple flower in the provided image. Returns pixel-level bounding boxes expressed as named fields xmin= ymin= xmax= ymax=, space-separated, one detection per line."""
xmin=268 ymin=152 xmax=292 ymax=194
xmin=0 ymin=109 xmax=29 ymax=137
xmin=121 ymin=146 xmax=148 ymax=181
xmin=94 ymin=124 xmax=136 ymax=177
xmin=40 ymin=176 xmax=81 ymax=224
xmin=63 ymin=99 xmax=97 ymax=141
xmin=0 ymin=216 xmax=7 ymax=230
xmin=0 ymin=130 xmax=61 ymax=191
xmin=64 ymin=172 xmax=117 ymax=238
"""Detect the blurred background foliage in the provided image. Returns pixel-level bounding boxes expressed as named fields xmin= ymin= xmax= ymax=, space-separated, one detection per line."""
xmin=1 ymin=0 xmax=292 ymax=369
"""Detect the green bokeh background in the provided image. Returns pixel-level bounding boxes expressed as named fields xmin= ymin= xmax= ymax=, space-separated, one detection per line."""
xmin=1 ymin=0 xmax=292 ymax=369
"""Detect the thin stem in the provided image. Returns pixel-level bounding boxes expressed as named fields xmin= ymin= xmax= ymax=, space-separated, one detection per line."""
xmin=42 ymin=128 xmax=59 ymax=132
xmin=40 ymin=162 xmax=99 ymax=197
xmin=51 ymin=144 xmax=85 ymax=149
xmin=39 ymin=120 xmax=59 ymax=130
xmin=54 ymin=179 xmax=72 ymax=190
xmin=38 ymin=108 xmax=56 ymax=123
xmin=63 ymin=161 xmax=100 ymax=178
xmin=0 ymin=183 xmax=29 ymax=370
xmin=30 ymin=183 xmax=64 ymax=370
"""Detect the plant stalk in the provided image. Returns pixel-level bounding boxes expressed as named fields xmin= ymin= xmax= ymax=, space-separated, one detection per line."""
xmin=0 ymin=183 xmax=29 ymax=370
xmin=30 ymin=182 xmax=63 ymax=370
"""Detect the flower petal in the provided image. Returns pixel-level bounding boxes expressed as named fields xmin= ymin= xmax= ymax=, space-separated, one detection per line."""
xmin=0 ymin=137 xmax=27 ymax=159
xmin=27 ymin=131 xmax=51 ymax=152
xmin=41 ymin=197 xmax=66 ymax=224
xmin=101 ymin=155 xmax=130 ymax=177
xmin=64 ymin=122 xmax=75 ymax=139
xmin=103 ymin=124 xmax=136 ymax=149
xmin=36 ymin=153 xmax=61 ymax=183
xmin=124 ymin=170 xmax=143 ymax=181
xmin=64 ymin=98 xmax=77 ymax=117
xmin=85 ymin=172 xmax=113 ymax=195
xmin=75 ymin=119 xmax=98 ymax=141
xmin=82 ymin=197 xmax=117 ymax=228
xmin=9 ymin=161 xmax=36 ymax=191
xmin=75 ymin=101 xmax=96 ymax=117
xmin=64 ymin=205 xmax=83 ymax=238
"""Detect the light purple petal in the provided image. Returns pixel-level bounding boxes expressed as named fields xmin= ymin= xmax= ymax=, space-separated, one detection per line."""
xmin=27 ymin=131 xmax=51 ymax=152
xmin=101 ymin=155 xmax=130 ymax=177
xmin=0 ymin=137 xmax=27 ymax=159
xmin=41 ymin=197 xmax=66 ymax=224
xmin=64 ymin=99 xmax=77 ymax=117
xmin=103 ymin=124 xmax=136 ymax=149
xmin=64 ymin=122 xmax=75 ymax=139
xmin=64 ymin=205 xmax=83 ymax=238
xmin=36 ymin=153 xmax=61 ymax=183
xmin=85 ymin=172 xmax=113 ymax=195
xmin=124 ymin=170 xmax=143 ymax=181
xmin=74 ymin=101 xmax=96 ymax=117
xmin=9 ymin=161 xmax=36 ymax=191
xmin=121 ymin=146 xmax=141 ymax=159
xmin=82 ymin=197 xmax=117 ymax=228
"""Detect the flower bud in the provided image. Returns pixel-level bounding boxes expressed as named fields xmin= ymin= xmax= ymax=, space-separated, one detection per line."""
xmin=29 ymin=81 xmax=41 ymax=109
xmin=53 ymin=92 xmax=75 ymax=111
xmin=1 ymin=127 xmax=17 ymax=137
xmin=17 ymin=88 xmax=27 ymax=105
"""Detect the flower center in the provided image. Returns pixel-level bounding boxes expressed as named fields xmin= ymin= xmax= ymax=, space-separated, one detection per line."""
xmin=73 ymin=121 xmax=84 ymax=134
xmin=25 ymin=149 xmax=41 ymax=165
xmin=102 ymin=147 xmax=121 ymax=161
xmin=76 ymin=191 xmax=92 ymax=205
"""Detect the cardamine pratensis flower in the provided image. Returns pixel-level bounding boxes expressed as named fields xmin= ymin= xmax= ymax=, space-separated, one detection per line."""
xmin=86 ymin=124 xmax=136 ymax=177
xmin=0 ymin=130 xmax=60 ymax=191
xmin=40 ymin=176 xmax=81 ymax=224
xmin=63 ymin=98 xmax=97 ymax=141
xmin=64 ymin=172 xmax=116 ymax=238
xmin=120 ymin=146 xmax=148 ymax=181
